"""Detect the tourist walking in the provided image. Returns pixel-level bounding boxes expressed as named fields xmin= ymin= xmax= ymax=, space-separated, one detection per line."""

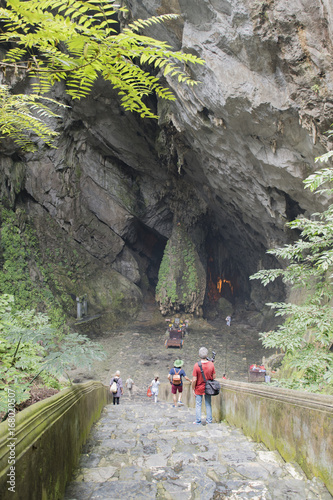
xmin=168 ymin=359 xmax=191 ymax=407
xmin=149 ymin=375 xmax=160 ymax=403
xmin=125 ymin=376 xmax=134 ymax=399
xmin=192 ymin=347 xmax=216 ymax=424
xmin=110 ymin=370 xmax=123 ymax=405
xmin=225 ymin=315 xmax=231 ymax=326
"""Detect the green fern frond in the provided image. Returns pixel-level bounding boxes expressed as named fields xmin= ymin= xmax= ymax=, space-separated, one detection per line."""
xmin=127 ymin=14 xmax=179 ymax=33
xmin=0 ymin=0 xmax=205 ymax=122
xmin=0 ymin=85 xmax=68 ymax=150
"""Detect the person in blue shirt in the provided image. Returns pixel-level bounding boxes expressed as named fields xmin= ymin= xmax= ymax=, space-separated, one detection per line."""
xmin=168 ymin=359 xmax=191 ymax=407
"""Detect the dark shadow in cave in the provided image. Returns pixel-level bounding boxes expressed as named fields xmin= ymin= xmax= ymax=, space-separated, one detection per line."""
xmin=128 ymin=212 xmax=284 ymax=319
xmin=204 ymin=234 xmax=250 ymax=313
xmin=126 ymin=219 xmax=168 ymax=293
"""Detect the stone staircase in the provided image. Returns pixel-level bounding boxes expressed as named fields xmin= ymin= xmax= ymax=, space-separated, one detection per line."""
xmin=64 ymin=393 xmax=332 ymax=500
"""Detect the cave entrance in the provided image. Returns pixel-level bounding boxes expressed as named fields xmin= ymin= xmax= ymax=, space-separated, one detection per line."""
xmin=127 ymin=219 xmax=167 ymax=294
xmin=207 ymin=259 xmax=237 ymax=304
xmin=204 ymin=237 xmax=246 ymax=310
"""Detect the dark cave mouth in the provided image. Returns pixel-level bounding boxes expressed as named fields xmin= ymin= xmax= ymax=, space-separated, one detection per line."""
xmin=129 ymin=220 xmax=254 ymax=314
xmin=205 ymin=255 xmax=243 ymax=306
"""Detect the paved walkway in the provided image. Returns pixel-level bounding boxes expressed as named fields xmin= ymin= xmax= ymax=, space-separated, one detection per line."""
xmin=64 ymin=393 xmax=332 ymax=500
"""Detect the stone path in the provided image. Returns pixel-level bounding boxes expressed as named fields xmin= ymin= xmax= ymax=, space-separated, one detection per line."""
xmin=64 ymin=393 xmax=332 ymax=500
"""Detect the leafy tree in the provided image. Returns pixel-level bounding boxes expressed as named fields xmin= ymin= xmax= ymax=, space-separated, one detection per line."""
xmin=0 ymin=294 xmax=106 ymax=416
xmin=250 ymin=127 xmax=333 ymax=393
xmin=0 ymin=0 xmax=204 ymax=148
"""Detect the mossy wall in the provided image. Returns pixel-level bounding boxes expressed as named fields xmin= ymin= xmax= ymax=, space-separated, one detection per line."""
xmin=0 ymin=381 xmax=110 ymax=500
xmin=155 ymin=224 xmax=206 ymax=315
xmin=159 ymin=380 xmax=333 ymax=495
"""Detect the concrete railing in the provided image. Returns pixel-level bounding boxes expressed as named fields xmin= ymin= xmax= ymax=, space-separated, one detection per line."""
xmin=159 ymin=380 xmax=333 ymax=495
xmin=0 ymin=381 xmax=110 ymax=500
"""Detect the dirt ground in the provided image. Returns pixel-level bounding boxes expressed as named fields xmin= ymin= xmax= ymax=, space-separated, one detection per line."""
xmin=69 ymin=300 xmax=275 ymax=392
xmin=2 ymin=301 xmax=274 ymax=420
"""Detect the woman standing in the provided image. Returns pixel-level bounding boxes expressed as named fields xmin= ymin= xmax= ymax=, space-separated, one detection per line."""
xmin=110 ymin=370 xmax=123 ymax=405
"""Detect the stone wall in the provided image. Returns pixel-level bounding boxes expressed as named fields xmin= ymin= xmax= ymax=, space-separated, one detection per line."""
xmin=159 ymin=380 xmax=333 ymax=495
xmin=0 ymin=381 xmax=110 ymax=500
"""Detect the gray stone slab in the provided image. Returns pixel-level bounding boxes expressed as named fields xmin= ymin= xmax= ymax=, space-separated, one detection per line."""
xmin=219 ymin=449 xmax=257 ymax=464
xmin=78 ymin=452 xmax=102 ymax=468
xmin=270 ymin=478 xmax=308 ymax=499
xmin=64 ymin=397 xmax=333 ymax=500
xmin=234 ymin=462 xmax=270 ymax=481
xmin=97 ymin=438 xmax=136 ymax=453
xmin=76 ymin=466 xmax=117 ymax=482
xmin=118 ymin=465 xmax=146 ymax=481
xmin=90 ymin=480 xmax=158 ymax=499
xmin=64 ymin=481 xmax=97 ymax=500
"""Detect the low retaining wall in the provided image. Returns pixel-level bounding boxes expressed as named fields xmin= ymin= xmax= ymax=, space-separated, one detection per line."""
xmin=159 ymin=380 xmax=333 ymax=494
xmin=0 ymin=381 xmax=110 ymax=500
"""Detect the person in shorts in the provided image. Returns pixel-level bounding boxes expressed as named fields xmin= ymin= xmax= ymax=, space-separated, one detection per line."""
xmin=168 ymin=359 xmax=191 ymax=407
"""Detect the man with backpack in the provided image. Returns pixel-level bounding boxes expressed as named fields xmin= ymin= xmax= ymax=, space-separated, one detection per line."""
xmin=168 ymin=359 xmax=191 ymax=407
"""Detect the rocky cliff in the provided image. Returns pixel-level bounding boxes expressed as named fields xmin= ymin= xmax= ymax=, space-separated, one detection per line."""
xmin=1 ymin=0 xmax=333 ymax=327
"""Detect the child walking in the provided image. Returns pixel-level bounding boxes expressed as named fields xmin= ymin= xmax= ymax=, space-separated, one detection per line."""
xmin=149 ymin=375 xmax=160 ymax=403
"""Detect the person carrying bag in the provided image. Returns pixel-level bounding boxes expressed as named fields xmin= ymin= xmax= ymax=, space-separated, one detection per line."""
xmin=198 ymin=362 xmax=220 ymax=396
xmin=192 ymin=347 xmax=219 ymax=425
xmin=109 ymin=370 xmax=123 ymax=405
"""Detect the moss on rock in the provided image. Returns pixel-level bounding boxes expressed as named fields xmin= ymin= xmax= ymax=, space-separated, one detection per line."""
xmin=155 ymin=223 xmax=206 ymax=315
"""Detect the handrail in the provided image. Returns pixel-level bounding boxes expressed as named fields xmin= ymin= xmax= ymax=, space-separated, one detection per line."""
xmin=0 ymin=382 xmax=104 ymax=471
xmin=221 ymin=380 xmax=333 ymax=413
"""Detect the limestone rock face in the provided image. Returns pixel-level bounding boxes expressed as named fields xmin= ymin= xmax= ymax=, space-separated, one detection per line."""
xmin=155 ymin=224 xmax=206 ymax=315
xmin=26 ymin=202 xmax=143 ymax=329
xmin=1 ymin=0 xmax=333 ymax=324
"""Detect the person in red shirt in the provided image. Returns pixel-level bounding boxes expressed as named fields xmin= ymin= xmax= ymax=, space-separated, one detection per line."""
xmin=192 ymin=347 xmax=216 ymax=424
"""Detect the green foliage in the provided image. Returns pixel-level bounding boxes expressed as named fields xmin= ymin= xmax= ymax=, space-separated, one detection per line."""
xmin=0 ymin=84 xmax=67 ymax=151
xmin=182 ymin=244 xmax=199 ymax=296
xmin=0 ymin=0 xmax=204 ymax=134
xmin=0 ymin=207 xmax=44 ymax=309
xmin=312 ymin=127 xmax=333 ymax=167
xmin=0 ymin=294 xmax=105 ymax=414
xmin=156 ymin=242 xmax=173 ymax=301
xmin=0 ymin=206 xmax=75 ymax=329
xmin=156 ymin=224 xmax=200 ymax=309
xmin=250 ymin=131 xmax=333 ymax=393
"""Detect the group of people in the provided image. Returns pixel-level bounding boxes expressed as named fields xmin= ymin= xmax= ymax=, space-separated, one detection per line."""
xmin=109 ymin=346 xmax=217 ymax=425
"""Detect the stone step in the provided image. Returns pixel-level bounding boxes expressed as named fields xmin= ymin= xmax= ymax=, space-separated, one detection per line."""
xmin=64 ymin=397 xmax=332 ymax=500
